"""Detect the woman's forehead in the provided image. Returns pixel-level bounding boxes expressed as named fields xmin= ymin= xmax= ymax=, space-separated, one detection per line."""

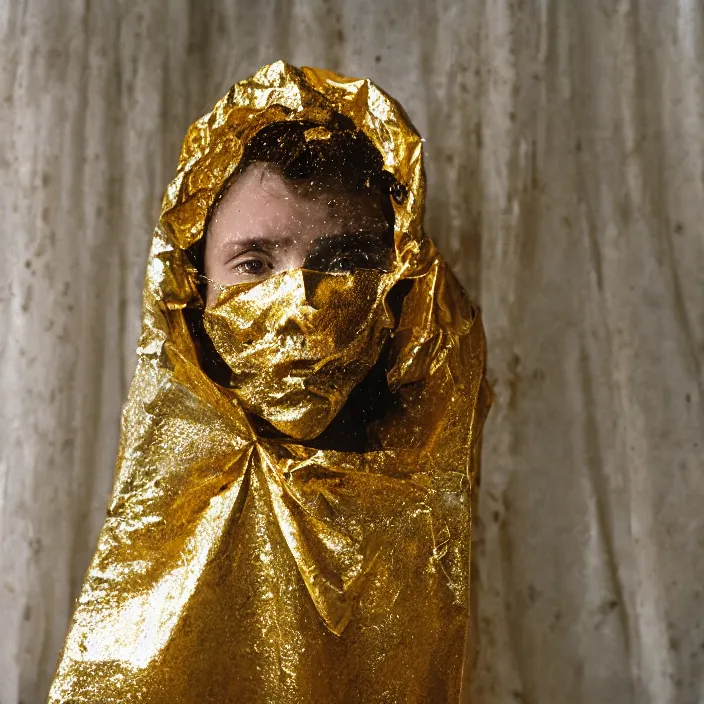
xmin=206 ymin=162 xmax=388 ymax=249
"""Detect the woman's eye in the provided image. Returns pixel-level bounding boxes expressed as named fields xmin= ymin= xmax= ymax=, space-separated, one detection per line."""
xmin=327 ymin=256 xmax=356 ymax=273
xmin=232 ymin=258 xmax=272 ymax=276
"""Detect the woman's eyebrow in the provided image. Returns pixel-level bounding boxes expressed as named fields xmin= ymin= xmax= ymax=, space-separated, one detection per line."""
xmin=224 ymin=236 xmax=294 ymax=254
xmin=311 ymin=231 xmax=388 ymax=250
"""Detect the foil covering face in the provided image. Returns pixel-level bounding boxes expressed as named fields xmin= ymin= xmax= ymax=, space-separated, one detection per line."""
xmin=203 ymin=268 xmax=394 ymax=439
xmin=48 ymin=61 xmax=491 ymax=703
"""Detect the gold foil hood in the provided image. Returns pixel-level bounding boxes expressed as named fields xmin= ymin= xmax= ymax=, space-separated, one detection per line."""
xmin=48 ymin=61 xmax=491 ymax=704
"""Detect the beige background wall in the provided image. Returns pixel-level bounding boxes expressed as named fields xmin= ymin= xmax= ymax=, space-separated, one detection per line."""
xmin=1 ymin=1 xmax=702 ymax=702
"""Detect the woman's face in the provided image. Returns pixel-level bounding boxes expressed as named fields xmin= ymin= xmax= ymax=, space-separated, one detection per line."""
xmin=203 ymin=162 xmax=392 ymax=305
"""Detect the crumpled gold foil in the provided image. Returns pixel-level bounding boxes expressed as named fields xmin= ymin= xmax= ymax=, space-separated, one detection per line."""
xmin=202 ymin=268 xmax=395 ymax=440
xmin=48 ymin=61 xmax=491 ymax=703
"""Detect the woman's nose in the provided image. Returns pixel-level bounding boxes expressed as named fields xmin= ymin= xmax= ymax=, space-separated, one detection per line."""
xmin=277 ymin=246 xmax=325 ymax=305
xmin=279 ymin=246 xmax=308 ymax=273
xmin=275 ymin=270 xmax=318 ymax=335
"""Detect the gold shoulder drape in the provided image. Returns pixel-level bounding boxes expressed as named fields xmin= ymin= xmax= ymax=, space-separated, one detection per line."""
xmin=48 ymin=61 xmax=490 ymax=704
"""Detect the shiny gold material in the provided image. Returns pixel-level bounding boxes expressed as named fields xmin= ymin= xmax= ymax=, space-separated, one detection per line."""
xmin=203 ymin=268 xmax=394 ymax=440
xmin=48 ymin=61 xmax=491 ymax=703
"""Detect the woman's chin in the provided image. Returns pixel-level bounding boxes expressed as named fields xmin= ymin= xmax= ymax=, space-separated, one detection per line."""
xmin=262 ymin=397 xmax=339 ymax=440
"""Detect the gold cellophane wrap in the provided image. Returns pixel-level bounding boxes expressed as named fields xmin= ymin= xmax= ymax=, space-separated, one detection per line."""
xmin=48 ymin=62 xmax=491 ymax=704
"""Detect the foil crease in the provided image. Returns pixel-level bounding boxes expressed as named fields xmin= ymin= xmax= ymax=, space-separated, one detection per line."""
xmin=48 ymin=61 xmax=491 ymax=703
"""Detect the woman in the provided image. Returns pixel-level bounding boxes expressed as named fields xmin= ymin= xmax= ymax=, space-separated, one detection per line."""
xmin=48 ymin=61 xmax=490 ymax=704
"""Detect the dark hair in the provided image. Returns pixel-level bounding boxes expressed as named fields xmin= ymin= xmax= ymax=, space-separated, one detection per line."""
xmin=187 ymin=118 xmax=403 ymax=275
